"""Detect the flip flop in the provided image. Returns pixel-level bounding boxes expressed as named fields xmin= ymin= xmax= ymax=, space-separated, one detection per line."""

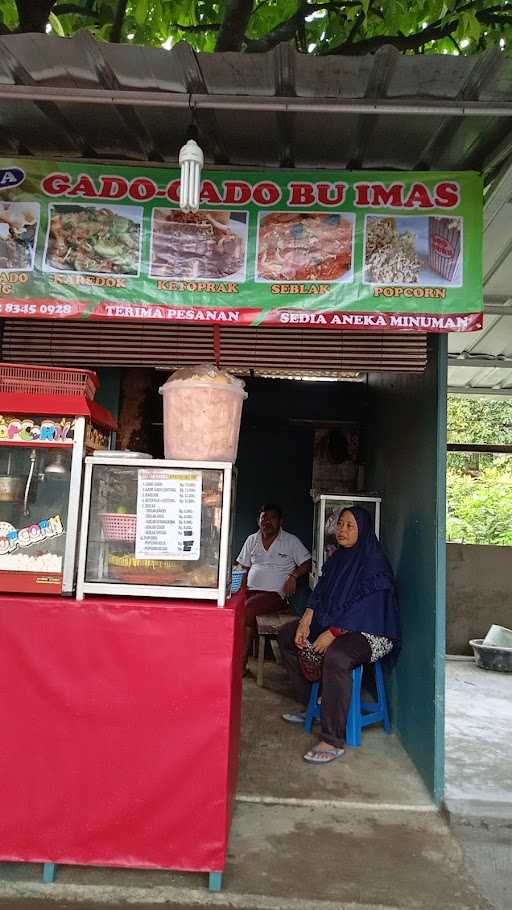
xmin=282 ymin=711 xmax=306 ymax=723
xmin=303 ymin=746 xmax=344 ymax=764
xmin=282 ymin=711 xmax=320 ymax=724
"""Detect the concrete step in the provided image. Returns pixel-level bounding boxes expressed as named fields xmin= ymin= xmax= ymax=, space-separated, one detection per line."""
xmin=0 ymin=802 xmax=492 ymax=910
xmin=446 ymin=797 xmax=512 ymax=830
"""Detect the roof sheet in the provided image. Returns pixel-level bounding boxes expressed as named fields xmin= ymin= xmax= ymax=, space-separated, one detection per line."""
xmin=0 ymin=33 xmax=510 ymax=175
xmin=448 ymin=311 xmax=512 ymax=396
xmin=0 ymin=33 xmax=511 ymax=394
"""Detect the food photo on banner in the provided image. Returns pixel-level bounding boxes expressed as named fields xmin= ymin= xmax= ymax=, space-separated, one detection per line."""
xmin=0 ymin=159 xmax=483 ymax=332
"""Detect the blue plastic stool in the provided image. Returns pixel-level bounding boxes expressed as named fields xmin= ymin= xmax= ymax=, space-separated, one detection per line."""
xmin=303 ymin=659 xmax=391 ymax=747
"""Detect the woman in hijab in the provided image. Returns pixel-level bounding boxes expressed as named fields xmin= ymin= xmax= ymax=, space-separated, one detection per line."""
xmin=278 ymin=507 xmax=400 ymax=765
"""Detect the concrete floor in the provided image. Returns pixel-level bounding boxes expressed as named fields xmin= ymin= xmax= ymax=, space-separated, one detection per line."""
xmin=0 ymin=658 xmax=495 ymax=910
xmin=0 ymin=800 xmax=491 ymax=910
xmin=444 ymin=659 xmax=512 ymax=818
xmin=239 ymin=660 xmax=433 ymax=809
xmin=0 ymin=662 xmax=512 ymax=910
xmin=444 ymin=658 xmax=512 ymax=910
xmin=455 ymin=825 xmax=512 ymax=910
xmin=0 ymin=905 xmax=200 ymax=910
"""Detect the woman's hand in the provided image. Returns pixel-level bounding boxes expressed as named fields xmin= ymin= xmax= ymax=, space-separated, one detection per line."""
xmin=294 ymin=608 xmax=313 ymax=649
xmin=312 ymin=630 xmax=335 ymax=654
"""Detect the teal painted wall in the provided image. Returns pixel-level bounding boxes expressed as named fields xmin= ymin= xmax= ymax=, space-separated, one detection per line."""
xmin=366 ymin=337 xmax=446 ymax=801
xmin=233 ymin=377 xmax=368 ymax=558
xmin=95 ymin=368 xmax=121 ymax=419
xmin=91 ymin=363 xmax=447 ymax=798
xmin=234 ymin=377 xmax=368 ymax=616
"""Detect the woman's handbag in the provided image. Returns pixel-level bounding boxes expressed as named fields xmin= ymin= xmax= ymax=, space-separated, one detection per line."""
xmin=297 ymin=640 xmax=324 ymax=682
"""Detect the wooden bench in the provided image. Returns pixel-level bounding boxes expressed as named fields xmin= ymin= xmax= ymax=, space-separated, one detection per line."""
xmin=255 ymin=612 xmax=295 ymax=687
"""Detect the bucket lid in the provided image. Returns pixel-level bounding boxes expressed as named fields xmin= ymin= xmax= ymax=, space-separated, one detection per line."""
xmin=159 ymin=363 xmax=247 ymax=396
xmin=482 ymin=624 xmax=512 ymax=648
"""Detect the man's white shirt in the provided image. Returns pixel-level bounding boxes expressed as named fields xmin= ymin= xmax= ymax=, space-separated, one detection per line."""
xmin=237 ymin=530 xmax=311 ymax=596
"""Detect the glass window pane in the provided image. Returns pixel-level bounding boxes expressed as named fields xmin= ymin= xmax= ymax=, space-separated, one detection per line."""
xmin=0 ymin=444 xmax=72 ymax=575
xmin=85 ymin=464 xmax=224 ymax=589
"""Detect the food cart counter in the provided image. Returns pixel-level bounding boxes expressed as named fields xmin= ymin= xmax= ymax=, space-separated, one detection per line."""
xmin=0 ymin=363 xmax=116 ymax=595
xmin=0 ymin=362 xmax=246 ymax=891
xmin=0 ymin=590 xmax=245 ymax=891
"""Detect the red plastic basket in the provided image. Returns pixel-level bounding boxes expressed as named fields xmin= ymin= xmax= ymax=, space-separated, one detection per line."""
xmin=0 ymin=363 xmax=98 ymax=399
xmin=100 ymin=513 xmax=137 ymax=541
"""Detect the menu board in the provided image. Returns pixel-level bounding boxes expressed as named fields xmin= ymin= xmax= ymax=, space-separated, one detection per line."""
xmin=0 ymin=159 xmax=483 ymax=333
xmin=135 ymin=469 xmax=202 ymax=561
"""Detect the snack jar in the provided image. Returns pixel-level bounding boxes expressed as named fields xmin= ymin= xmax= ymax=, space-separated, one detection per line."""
xmin=159 ymin=364 xmax=248 ymax=462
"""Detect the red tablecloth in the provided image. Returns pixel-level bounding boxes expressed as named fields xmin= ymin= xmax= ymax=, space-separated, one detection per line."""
xmin=0 ymin=591 xmax=245 ymax=873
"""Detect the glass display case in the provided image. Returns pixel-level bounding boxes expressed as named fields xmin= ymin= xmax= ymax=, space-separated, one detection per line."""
xmin=76 ymin=456 xmax=235 ymax=606
xmin=310 ymin=493 xmax=381 ymax=588
xmin=0 ymin=410 xmax=114 ymax=595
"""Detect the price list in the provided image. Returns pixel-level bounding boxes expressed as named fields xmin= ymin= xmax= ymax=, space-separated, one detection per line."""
xmin=135 ymin=469 xmax=202 ymax=561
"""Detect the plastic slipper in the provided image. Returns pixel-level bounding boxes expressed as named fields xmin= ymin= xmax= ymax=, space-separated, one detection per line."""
xmin=303 ymin=746 xmax=344 ymax=764
xmin=282 ymin=711 xmax=307 ymax=723
xmin=282 ymin=711 xmax=319 ymax=724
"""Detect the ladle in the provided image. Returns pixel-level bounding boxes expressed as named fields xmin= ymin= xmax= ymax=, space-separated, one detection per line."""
xmin=23 ymin=449 xmax=37 ymax=516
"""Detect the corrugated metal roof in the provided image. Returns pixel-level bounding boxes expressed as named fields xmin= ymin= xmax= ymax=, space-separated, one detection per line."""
xmin=448 ymin=308 xmax=512 ymax=396
xmin=0 ymin=33 xmax=510 ymax=176
xmin=0 ymin=33 xmax=512 ymax=393
xmin=448 ymin=152 xmax=512 ymax=398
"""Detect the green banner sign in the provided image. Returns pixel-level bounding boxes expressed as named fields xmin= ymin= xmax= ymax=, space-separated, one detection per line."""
xmin=0 ymin=158 xmax=483 ymax=332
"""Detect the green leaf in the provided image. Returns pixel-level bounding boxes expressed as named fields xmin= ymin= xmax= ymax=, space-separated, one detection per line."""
xmin=460 ymin=11 xmax=482 ymax=44
xmin=428 ymin=0 xmax=446 ymax=20
xmin=49 ymin=12 xmax=65 ymax=37
xmin=97 ymin=20 xmax=115 ymax=41
xmin=447 ymin=396 xmax=512 ymax=545
xmin=3 ymin=0 xmax=510 ymax=57
xmin=0 ymin=0 xmax=18 ymax=30
xmin=134 ymin=0 xmax=149 ymax=27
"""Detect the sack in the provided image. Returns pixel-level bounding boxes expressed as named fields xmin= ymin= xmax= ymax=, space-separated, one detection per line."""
xmin=297 ymin=640 xmax=324 ymax=682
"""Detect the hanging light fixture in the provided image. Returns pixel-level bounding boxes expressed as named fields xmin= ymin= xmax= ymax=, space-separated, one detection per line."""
xmin=179 ymin=137 xmax=204 ymax=213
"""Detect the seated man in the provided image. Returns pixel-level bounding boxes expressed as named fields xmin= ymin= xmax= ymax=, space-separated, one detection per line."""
xmin=237 ymin=503 xmax=311 ymax=669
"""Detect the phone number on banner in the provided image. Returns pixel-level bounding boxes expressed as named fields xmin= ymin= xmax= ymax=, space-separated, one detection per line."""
xmin=0 ymin=300 xmax=85 ymax=318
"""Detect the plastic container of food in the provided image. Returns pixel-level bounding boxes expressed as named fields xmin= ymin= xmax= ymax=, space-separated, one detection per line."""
xmin=469 ymin=639 xmax=512 ymax=673
xmin=231 ymin=568 xmax=246 ymax=594
xmin=159 ymin=364 xmax=247 ymax=462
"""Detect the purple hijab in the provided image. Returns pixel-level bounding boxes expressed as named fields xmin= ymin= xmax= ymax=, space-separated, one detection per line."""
xmin=309 ymin=507 xmax=400 ymax=642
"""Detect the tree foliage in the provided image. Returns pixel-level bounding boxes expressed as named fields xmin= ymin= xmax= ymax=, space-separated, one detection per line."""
xmin=0 ymin=0 xmax=510 ymax=55
xmin=447 ymin=396 xmax=512 ymax=547
xmin=448 ymin=395 xmax=512 ymax=446
xmin=447 ymin=464 xmax=512 ymax=545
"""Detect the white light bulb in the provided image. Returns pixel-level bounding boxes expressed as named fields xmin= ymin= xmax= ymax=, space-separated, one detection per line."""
xmin=179 ymin=139 xmax=204 ymax=213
